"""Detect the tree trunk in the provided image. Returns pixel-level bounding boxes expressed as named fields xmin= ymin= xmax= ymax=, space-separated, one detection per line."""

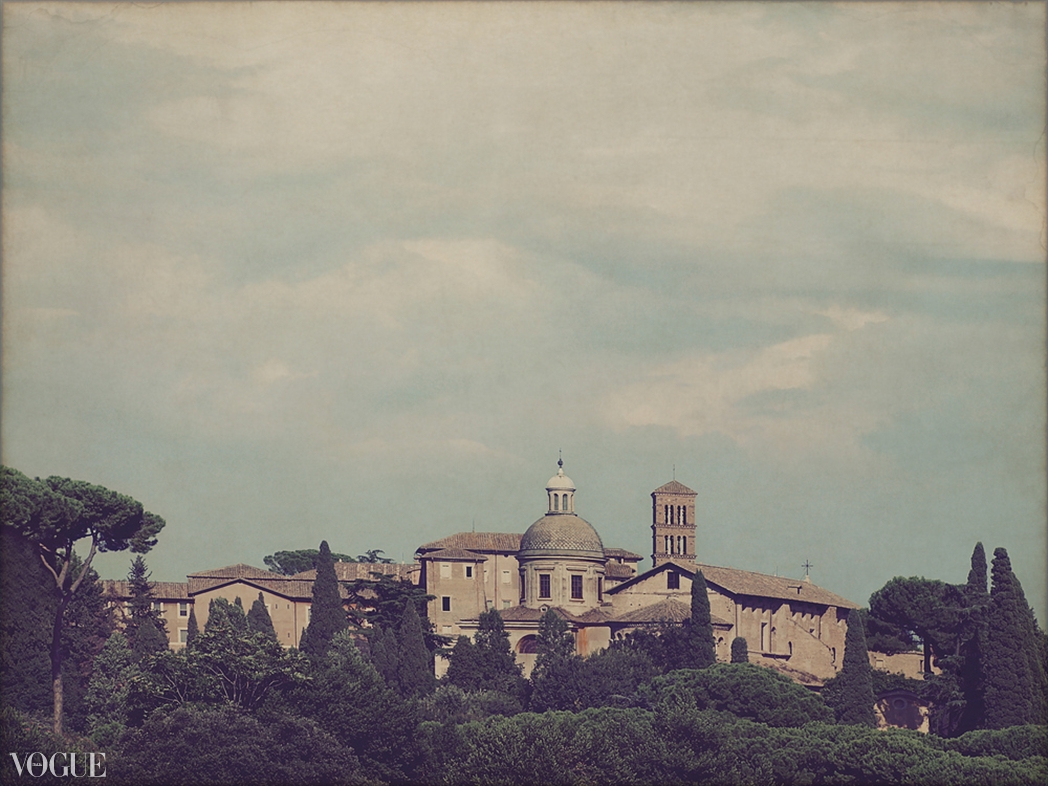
xmin=51 ymin=596 xmax=69 ymax=736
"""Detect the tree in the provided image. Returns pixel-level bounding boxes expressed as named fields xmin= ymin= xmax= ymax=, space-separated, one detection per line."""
xmin=344 ymin=573 xmax=449 ymax=652
xmin=689 ymin=569 xmax=717 ymax=668
xmin=367 ymin=624 xmax=400 ymax=687
xmin=263 ymin=548 xmax=356 ymax=576
xmin=396 ymin=601 xmax=435 ymax=697
xmin=530 ymin=610 xmax=585 ymax=711
xmin=124 ymin=556 xmax=168 ymax=661
xmin=982 ymin=547 xmax=1048 ymax=728
xmin=286 ymin=631 xmax=417 ymax=782
xmin=185 ymin=607 xmax=199 ymax=650
xmin=358 ymin=549 xmax=393 ymax=564
xmin=0 ymin=467 xmax=164 ymax=735
xmin=299 ymin=541 xmax=347 ymax=658
xmin=83 ymin=632 xmax=136 ymax=740
xmin=446 ymin=610 xmax=526 ymax=700
xmin=205 ymin=597 xmax=248 ymax=634
xmin=247 ymin=592 xmax=277 ymax=641
xmin=869 ymin=577 xmax=962 ymax=674
xmin=731 ymin=637 xmax=749 ymax=663
xmin=825 ymin=608 xmax=876 ymax=726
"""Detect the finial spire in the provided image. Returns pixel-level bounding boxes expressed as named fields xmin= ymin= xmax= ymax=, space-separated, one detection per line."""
xmin=558 ymin=449 xmax=563 ymax=473
xmin=802 ymin=559 xmax=813 ymax=581
xmin=673 ymin=463 xmax=675 ymax=480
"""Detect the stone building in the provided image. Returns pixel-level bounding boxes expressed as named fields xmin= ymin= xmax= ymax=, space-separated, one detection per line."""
xmin=102 ymin=561 xmax=417 ymax=649
xmin=417 ymin=461 xmax=858 ymax=684
xmin=102 ymin=459 xmax=863 ymax=686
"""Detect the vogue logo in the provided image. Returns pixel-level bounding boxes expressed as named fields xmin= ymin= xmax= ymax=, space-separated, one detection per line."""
xmin=9 ymin=752 xmax=106 ymax=778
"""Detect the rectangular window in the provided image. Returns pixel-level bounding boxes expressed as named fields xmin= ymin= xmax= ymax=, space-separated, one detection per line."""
xmin=501 ymin=570 xmax=510 ymax=585
xmin=179 ymin=602 xmax=189 ymax=617
xmin=178 ymin=628 xmax=188 ymax=643
xmin=441 ymin=596 xmax=451 ymax=612
xmin=520 ymin=572 xmax=526 ymax=600
xmin=465 ymin=565 xmax=473 ymax=578
xmin=598 ymin=578 xmax=603 ymax=603
xmin=539 ymin=574 xmax=551 ymax=599
xmin=667 ymin=572 xmax=680 ymax=590
xmin=152 ymin=601 xmax=163 ymax=613
xmin=570 ymin=575 xmax=583 ymax=600
xmin=502 ymin=600 xmax=511 ymax=609
xmin=442 ymin=625 xmax=453 ymax=634
xmin=440 ymin=563 xmax=451 ymax=579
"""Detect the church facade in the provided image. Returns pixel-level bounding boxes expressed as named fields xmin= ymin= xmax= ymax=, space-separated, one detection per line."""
xmin=417 ymin=461 xmax=857 ymax=684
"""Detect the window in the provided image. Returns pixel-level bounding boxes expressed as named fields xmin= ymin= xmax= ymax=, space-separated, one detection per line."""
xmin=178 ymin=602 xmax=188 ymax=617
xmin=597 ymin=578 xmax=603 ymax=603
xmin=152 ymin=601 xmax=163 ymax=613
xmin=178 ymin=628 xmax=188 ymax=644
xmin=570 ymin=575 xmax=583 ymax=600
xmin=501 ymin=570 xmax=510 ymax=585
xmin=520 ymin=572 xmax=526 ymax=600
xmin=442 ymin=625 xmax=453 ymax=634
xmin=441 ymin=596 xmax=451 ymax=612
xmin=440 ymin=563 xmax=451 ymax=579
xmin=539 ymin=574 xmax=551 ymax=599
xmin=667 ymin=571 xmax=680 ymax=590
xmin=502 ymin=600 xmax=511 ymax=609
xmin=465 ymin=565 xmax=473 ymax=578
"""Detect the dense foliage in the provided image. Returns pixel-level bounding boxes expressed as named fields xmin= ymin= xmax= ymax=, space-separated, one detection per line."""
xmin=299 ymin=541 xmax=347 ymax=657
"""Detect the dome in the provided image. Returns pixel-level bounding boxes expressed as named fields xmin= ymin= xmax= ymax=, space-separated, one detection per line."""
xmin=546 ymin=462 xmax=575 ymax=492
xmin=519 ymin=513 xmax=605 ymax=559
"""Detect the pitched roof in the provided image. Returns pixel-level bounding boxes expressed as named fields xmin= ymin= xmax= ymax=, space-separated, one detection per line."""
xmin=696 ymin=564 xmax=858 ymax=609
xmin=610 ymin=598 xmax=732 ymax=626
xmin=186 ymin=563 xmax=282 ymax=581
xmin=291 ymin=562 xmax=418 ymax=581
xmin=416 ymin=532 xmax=522 ymax=554
xmin=604 ymin=547 xmax=643 ymax=561
xmin=419 ymin=548 xmax=488 ymax=562
xmin=101 ymin=580 xmax=189 ymax=600
xmin=605 ymin=562 xmax=635 ymax=579
xmin=652 ymin=480 xmax=696 ymax=495
xmin=607 ymin=561 xmax=857 ymax=609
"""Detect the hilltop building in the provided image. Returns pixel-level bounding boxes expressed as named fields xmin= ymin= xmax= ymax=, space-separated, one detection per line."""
xmin=102 ymin=459 xmax=865 ymax=686
xmin=417 ymin=461 xmax=857 ymax=683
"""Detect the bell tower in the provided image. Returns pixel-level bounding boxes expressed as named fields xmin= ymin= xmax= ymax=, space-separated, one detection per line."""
xmin=651 ymin=479 xmax=697 ymax=568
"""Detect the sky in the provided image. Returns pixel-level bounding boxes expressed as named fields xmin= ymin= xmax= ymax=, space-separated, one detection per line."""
xmin=2 ymin=1 xmax=1046 ymax=623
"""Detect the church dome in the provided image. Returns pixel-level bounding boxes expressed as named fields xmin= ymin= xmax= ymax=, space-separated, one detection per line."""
xmin=519 ymin=513 xmax=604 ymax=559
xmin=546 ymin=465 xmax=575 ymax=491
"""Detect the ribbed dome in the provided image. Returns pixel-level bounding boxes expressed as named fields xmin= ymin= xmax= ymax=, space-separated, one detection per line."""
xmin=519 ymin=513 xmax=604 ymax=558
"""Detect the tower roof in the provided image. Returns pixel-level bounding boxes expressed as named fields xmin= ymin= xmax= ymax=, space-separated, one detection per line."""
xmin=652 ymin=479 xmax=696 ymax=496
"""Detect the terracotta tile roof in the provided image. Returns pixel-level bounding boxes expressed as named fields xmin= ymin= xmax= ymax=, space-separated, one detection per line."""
xmin=696 ymin=564 xmax=858 ymax=609
xmin=186 ymin=564 xmax=283 ymax=581
xmin=652 ymin=480 xmax=696 ymax=495
xmin=604 ymin=547 xmax=643 ymax=561
xmin=605 ymin=562 xmax=635 ymax=579
xmin=490 ymin=605 xmax=582 ymax=623
xmin=101 ymin=580 xmax=190 ymax=600
xmin=291 ymin=562 xmax=419 ymax=582
xmin=416 ymin=532 xmax=522 ymax=554
xmin=419 ymin=548 xmax=488 ymax=562
xmin=610 ymin=598 xmax=732 ymax=626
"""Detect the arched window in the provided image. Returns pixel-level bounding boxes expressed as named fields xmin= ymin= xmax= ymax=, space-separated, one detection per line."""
xmin=517 ymin=635 xmax=540 ymax=654
xmin=554 ymin=493 xmax=560 ymax=511
xmin=683 ymin=506 xmax=687 ymax=527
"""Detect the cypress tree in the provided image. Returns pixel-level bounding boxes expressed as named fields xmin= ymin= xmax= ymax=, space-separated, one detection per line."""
xmin=368 ymin=624 xmax=400 ymax=687
xmin=231 ymin=597 xmax=249 ymax=633
xmin=125 ymin=556 xmax=168 ymax=661
xmin=83 ymin=631 xmax=135 ymax=734
xmin=983 ymin=548 xmax=1047 ymax=728
xmin=472 ymin=609 xmax=526 ymax=699
xmin=395 ymin=601 xmax=434 ymax=697
xmin=247 ymin=592 xmax=277 ymax=641
xmin=185 ymin=607 xmax=199 ymax=649
xmin=731 ymin=636 xmax=749 ymax=664
xmin=954 ymin=542 xmax=989 ymax=733
xmin=530 ymin=609 xmax=585 ymax=711
xmin=689 ymin=569 xmax=717 ymax=668
xmin=301 ymin=540 xmax=347 ymax=658
xmin=965 ymin=542 xmax=988 ymax=603
xmin=831 ymin=608 xmax=876 ymax=726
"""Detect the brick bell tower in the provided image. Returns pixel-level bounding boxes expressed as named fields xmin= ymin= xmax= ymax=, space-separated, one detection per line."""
xmin=651 ymin=479 xmax=697 ymax=568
